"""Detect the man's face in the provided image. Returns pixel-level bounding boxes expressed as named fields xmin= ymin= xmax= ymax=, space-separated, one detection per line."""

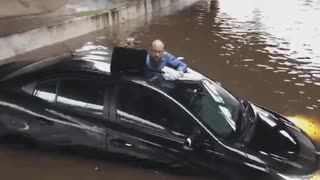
xmin=150 ymin=45 xmax=164 ymax=65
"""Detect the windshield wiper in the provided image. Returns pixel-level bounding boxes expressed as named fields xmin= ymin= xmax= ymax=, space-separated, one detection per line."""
xmin=237 ymin=99 xmax=256 ymax=133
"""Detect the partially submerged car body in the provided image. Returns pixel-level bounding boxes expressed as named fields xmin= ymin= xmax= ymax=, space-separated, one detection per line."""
xmin=0 ymin=46 xmax=318 ymax=179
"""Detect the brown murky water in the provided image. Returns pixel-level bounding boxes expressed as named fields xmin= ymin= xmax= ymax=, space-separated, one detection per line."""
xmin=1 ymin=0 xmax=320 ymax=179
xmin=0 ymin=145 xmax=211 ymax=180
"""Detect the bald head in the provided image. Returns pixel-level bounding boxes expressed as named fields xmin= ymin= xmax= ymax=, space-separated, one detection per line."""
xmin=150 ymin=39 xmax=165 ymax=65
xmin=151 ymin=39 xmax=165 ymax=49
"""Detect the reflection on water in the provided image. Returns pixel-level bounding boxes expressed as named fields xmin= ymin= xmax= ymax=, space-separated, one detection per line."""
xmin=213 ymin=0 xmax=320 ymax=98
xmin=312 ymin=174 xmax=320 ymax=180
xmin=0 ymin=146 xmax=211 ymax=180
xmin=287 ymin=116 xmax=320 ymax=145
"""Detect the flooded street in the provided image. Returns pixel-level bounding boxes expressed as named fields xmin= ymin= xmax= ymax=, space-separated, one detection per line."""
xmin=0 ymin=146 xmax=211 ymax=180
xmin=1 ymin=0 xmax=320 ymax=179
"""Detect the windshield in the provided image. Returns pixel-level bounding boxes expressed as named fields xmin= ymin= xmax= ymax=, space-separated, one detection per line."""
xmin=167 ymin=79 xmax=241 ymax=139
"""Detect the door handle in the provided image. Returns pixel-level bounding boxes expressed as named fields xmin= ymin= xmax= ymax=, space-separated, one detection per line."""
xmin=110 ymin=138 xmax=133 ymax=148
xmin=36 ymin=116 xmax=53 ymax=126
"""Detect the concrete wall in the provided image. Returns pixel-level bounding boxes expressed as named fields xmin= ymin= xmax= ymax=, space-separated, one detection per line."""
xmin=0 ymin=0 xmax=198 ymax=63
xmin=0 ymin=0 xmax=67 ymax=18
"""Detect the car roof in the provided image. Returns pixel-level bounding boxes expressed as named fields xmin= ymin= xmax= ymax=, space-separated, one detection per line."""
xmin=0 ymin=55 xmax=112 ymax=82
xmin=0 ymin=45 xmax=206 ymax=84
xmin=0 ymin=55 xmax=69 ymax=81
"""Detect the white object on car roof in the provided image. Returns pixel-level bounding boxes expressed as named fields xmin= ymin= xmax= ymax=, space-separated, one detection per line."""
xmin=162 ymin=66 xmax=205 ymax=81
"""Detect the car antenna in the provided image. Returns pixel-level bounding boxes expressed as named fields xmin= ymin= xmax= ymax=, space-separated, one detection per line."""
xmin=62 ymin=43 xmax=76 ymax=57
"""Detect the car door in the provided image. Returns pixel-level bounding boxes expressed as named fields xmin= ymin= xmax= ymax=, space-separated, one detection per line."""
xmin=107 ymin=80 xmax=204 ymax=165
xmin=106 ymin=80 xmax=260 ymax=177
xmin=165 ymin=80 xmax=268 ymax=178
xmin=30 ymin=76 xmax=111 ymax=151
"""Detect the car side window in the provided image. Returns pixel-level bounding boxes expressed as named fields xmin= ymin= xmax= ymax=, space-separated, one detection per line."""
xmin=116 ymin=82 xmax=198 ymax=137
xmin=33 ymin=80 xmax=57 ymax=103
xmin=57 ymin=79 xmax=105 ymax=115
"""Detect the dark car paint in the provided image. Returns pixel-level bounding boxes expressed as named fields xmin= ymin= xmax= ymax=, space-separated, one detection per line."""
xmin=0 ymin=56 xmax=318 ymax=179
xmin=0 ymin=79 xmax=108 ymax=150
xmin=245 ymin=105 xmax=318 ymax=175
xmin=109 ymin=79 xmax=265 ymax=172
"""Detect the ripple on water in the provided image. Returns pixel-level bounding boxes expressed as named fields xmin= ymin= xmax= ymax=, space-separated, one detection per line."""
xmin=277 ymin=67 xmax=290 ymax=70
xmin=310 ymin=72 xmax=320 ymax=77
xmin=273 ymin=70 xmax=287 ymax=73
xmin=311 ymin=173 xmax=320 ymax=180
xmin=298 ymin=74 xmax=312 ymax=78
xmin=243 ymin=59 xmax=254 ymax=62
xmin=274 ymin=91 xmax=285 ymax=95
xmin=278 ymin=61 xmax=296 ymax=67
xmin=307 ymin=106 xmax=315 ymax=110
xmin=256 ymin=64 xmax=272 ymax=69
xmin=304 ymin=80 xmax=313 ymax=84
xmin=297 ymin=65 xmax=320 ymax=71
xmin=288 ymin=70 xmax=302 ymax=74
xmin=287 ymin=116 xmax=320 ymax=145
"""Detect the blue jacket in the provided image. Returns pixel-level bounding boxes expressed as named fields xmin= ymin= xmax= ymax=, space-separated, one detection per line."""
xmin=145 ymin=51 xmax=187 ymax=79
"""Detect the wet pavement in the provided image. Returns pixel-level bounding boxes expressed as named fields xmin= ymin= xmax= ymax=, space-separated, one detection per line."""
xmin=1 ymin=0 xmax=320 ymax=179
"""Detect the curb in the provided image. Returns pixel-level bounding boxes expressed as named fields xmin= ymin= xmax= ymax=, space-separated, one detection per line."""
xmin=0 ymin=0 xmax=176 ymax=61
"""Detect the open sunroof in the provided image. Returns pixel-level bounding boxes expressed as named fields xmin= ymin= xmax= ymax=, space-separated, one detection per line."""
xmin=110 ymin=46 xmax=147 ymax=76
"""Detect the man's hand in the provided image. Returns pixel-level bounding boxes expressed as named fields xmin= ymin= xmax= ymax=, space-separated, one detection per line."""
xmin=177 ymin=70 xmax=184 ymax=78
xmin=177 ymin=57 xmax=184 ymax=61
xmin=162 ymin=67 xmax=184 ymax=80
xmin=125 ymin=37 xmax=140 ymax=48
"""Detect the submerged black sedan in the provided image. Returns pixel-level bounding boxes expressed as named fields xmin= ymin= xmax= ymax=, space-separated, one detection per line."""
xmin=0 ymin=47 xmax=318 ymax=180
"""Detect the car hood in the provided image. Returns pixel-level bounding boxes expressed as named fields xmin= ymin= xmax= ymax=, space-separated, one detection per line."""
xmin=245 ymin=104 xmax=318 ymax=175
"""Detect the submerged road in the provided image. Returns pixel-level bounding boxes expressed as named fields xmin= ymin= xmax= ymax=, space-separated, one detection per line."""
xmin=1 ymin=0 xmax=320 ymax=179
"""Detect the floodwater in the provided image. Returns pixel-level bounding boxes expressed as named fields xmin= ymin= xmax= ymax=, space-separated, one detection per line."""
xmin=1 ymin=0 xmax=320 ymax=179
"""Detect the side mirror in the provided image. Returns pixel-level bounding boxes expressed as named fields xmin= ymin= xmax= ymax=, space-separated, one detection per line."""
xmin=183 ymin=127 xmax=202 ymax=151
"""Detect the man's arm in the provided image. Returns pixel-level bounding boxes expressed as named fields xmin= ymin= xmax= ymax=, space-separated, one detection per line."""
xmin=164 ymin=52 xmax=188 ymax=72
